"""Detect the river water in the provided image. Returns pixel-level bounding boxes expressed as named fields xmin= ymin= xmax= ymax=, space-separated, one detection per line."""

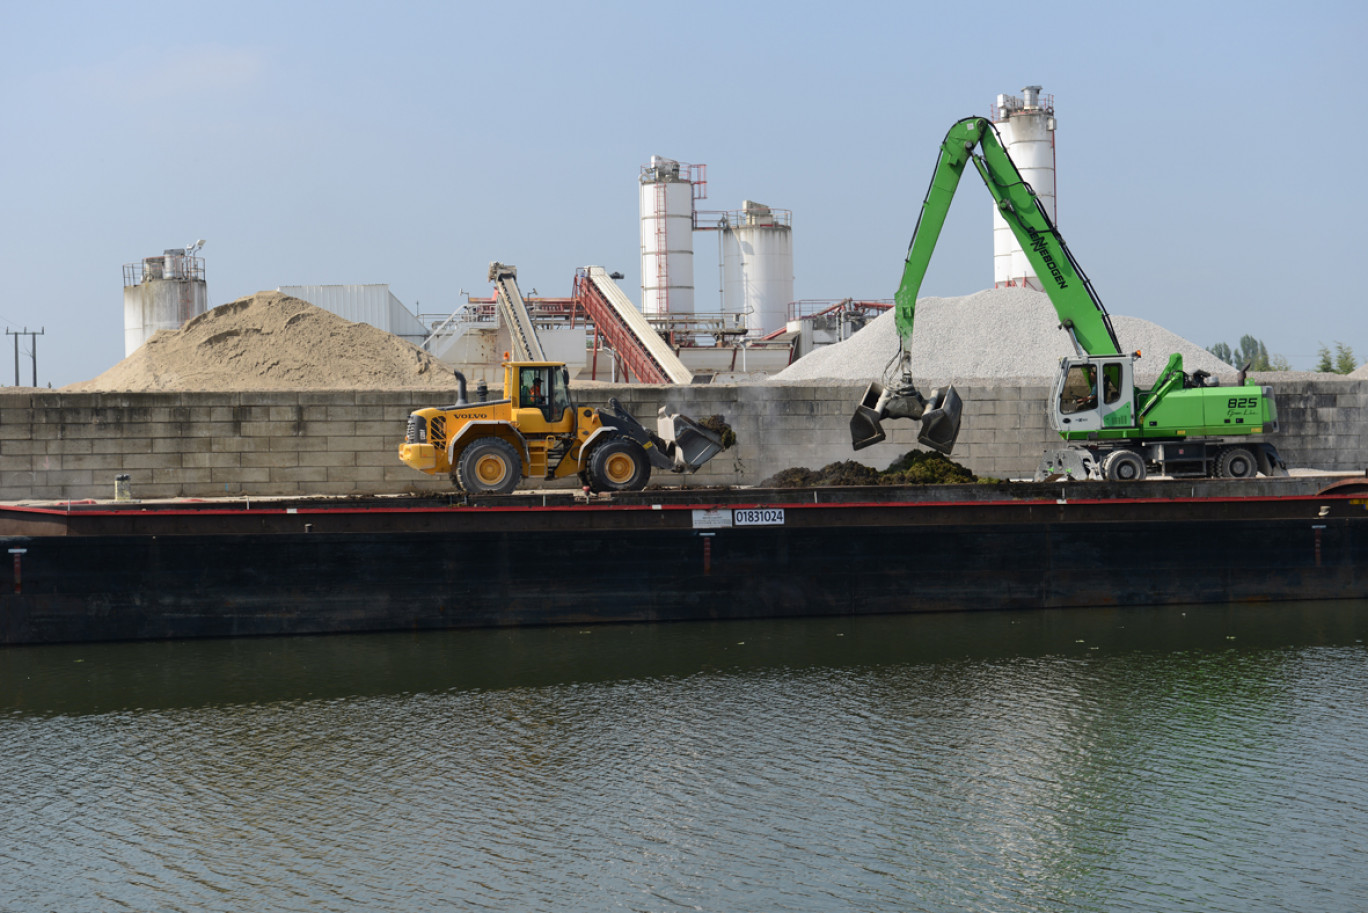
xmin=3 ymin=602 xmax=1367 ymax=913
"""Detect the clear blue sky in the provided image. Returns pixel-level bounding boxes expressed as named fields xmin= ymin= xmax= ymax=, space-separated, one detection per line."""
xmin=2 ymin=0 xmax=1362 ymax=387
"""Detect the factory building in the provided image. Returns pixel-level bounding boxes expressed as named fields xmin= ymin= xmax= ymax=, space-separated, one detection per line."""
xmin=276 ymin=284 xmax=427 ymax=346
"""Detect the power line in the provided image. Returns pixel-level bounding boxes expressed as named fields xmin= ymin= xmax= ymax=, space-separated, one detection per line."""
xmin=5 ymin=327 xmax=44 ymax=387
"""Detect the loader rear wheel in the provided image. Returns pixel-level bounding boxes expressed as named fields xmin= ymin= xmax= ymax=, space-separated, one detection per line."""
xmin=1102 ymin=449 xmax=1146 ymax=482
xmin=1217 ymin=446 xmax=1258 ymax=479
xmin=588 ymin=438 xmax=650 ymax=492
xmin=456 ymin=437 xmax=522 ymax=494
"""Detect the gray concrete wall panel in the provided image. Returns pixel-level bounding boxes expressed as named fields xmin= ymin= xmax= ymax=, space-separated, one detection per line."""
xmin=1 ymin=379 xmax=1364 ymax=501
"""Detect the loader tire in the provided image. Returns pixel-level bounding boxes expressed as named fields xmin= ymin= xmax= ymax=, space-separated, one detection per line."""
xmin=1216 ymin=446 xmax=1258 ymax=479
xmin=588 ymin=438 xmax=651 ymax=492
xmin=456 ymin=437 xmax=522 ymax=494
xmin=1102 ymin=449 xmax=1146 ymax=482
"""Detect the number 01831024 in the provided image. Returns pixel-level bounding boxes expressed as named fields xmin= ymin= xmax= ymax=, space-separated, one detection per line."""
xmin=734 ymin=508 xmax=785 ymax=526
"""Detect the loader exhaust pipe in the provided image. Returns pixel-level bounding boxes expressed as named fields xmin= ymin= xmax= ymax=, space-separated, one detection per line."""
xmin=850 ymin=376 xmax=962 ymax=454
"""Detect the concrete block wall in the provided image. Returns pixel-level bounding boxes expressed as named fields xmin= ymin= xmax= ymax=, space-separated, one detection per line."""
xmin=1 ymin=377 xmax=1363 ymax=501
xmin=1254 ymin=375 xmax=1368 ymax=472
xmin=0 ymin=391 xmax=453 ymax=502
xmin=604 ymin=380 xmax=1058 ymax=487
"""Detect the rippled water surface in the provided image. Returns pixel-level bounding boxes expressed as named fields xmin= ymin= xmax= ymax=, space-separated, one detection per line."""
xmin=4 ymin=603 xmax=1368 ymax=912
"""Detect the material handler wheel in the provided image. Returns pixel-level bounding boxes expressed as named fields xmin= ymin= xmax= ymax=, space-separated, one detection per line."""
xmin=588 ymin=438 xmax=651 ymax=492
xmin=1102 ymin=449 xmax=1146 ymax=482
xmin=456 ymin=437 xmax=522 ymax=494
xmin=1216 ymin=446 xmax=1258 ymax=479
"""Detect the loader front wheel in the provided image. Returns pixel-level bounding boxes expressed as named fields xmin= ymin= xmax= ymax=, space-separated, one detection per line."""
xmin=588 ymin=438 xmax=651 ymax=492
xmin=456 ymin=437 xmax=522 ymax=494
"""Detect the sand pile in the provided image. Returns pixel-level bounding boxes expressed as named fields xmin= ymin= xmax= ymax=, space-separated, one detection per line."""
xmin=771 ymin=287 xmax=1232 ymax=385
xmin=66 ymin=291 xmax=461 ymax=392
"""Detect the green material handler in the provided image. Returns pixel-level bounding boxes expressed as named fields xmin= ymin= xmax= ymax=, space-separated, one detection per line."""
xmin=850 ymin=116 xmax=1284 ymax=481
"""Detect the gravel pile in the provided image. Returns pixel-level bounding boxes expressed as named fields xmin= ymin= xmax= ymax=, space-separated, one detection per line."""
xmin=65 ymin=291 xmax=461 ymax=392
xmin=771 ymin=287 xmax=1233 ymax=385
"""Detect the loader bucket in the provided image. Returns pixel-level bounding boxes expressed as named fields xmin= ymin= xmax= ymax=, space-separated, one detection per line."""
xmin=658 ymin=410 xmax=725 ymax=472
xmin=916 ymin=385 xmax=962 ymax=455
xmin=850 ymin=381 xmax=888 ymax=451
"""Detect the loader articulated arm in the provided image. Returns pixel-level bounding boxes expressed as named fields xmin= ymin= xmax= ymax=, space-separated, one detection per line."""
xmin=851 ymin=116 xmax=1123 ymax=454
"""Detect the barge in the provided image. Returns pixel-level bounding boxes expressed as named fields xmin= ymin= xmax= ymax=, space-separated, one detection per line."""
xmin=2 ymin=478 xmax=1365 ymax=646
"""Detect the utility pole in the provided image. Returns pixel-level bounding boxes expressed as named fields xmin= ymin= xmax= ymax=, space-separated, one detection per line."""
xmin=6 ymin=327 xmax=44 ymax=387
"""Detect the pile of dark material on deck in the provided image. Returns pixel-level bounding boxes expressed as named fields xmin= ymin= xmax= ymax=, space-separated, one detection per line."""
xmin=761 ymin=450 xmax=978 ymax=487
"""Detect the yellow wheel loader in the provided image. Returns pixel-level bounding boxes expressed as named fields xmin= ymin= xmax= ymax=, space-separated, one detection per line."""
xmin=398 ymin=361 xmax=725 ymax=494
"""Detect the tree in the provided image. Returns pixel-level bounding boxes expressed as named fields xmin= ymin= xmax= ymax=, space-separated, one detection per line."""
xmin=1317 ymin=341 xmax=1358 ymax=374
xmin=1236 ymin=335 xmax=1272 ymax=371
xmin=1335 ymin=342 xmax=1358 ymax=375
xmin=1208 ymin=335 xmax=1283 ymax=371
xmin=1207 ymin=341 xmax=1233 ymax=365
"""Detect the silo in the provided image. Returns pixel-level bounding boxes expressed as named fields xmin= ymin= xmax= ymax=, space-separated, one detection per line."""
xmin=991 ymin=86 xmax=1057 ymax=289
xmin=721 ymin=201 xmax=794 ymax=335
xmin=123 ymin=244 xmax=208 ymax=355
xmin=639 ymin=156 xmax=700 ymax=317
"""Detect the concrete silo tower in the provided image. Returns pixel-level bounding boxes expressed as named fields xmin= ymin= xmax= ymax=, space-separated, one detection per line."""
xmin=991 ymin=86 xmax=1057 ymax=289
xmin=639 ymin=156 xmax=705 ymax=317
xmin=721 ymin=200 xmax=794 ymax=336
xmin=123 ymin=241 xmax=209 ymax=355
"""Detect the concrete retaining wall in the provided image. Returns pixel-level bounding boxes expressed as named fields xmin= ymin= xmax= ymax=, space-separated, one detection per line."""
xmin=2 ymin=377 xmax=1364 ymax=501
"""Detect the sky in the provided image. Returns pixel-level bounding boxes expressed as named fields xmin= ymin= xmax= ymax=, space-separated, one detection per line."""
xmin=1 ymin=0 xmax=1363 ymax=387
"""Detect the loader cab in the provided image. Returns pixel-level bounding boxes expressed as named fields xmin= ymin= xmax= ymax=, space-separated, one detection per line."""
xmin=511 ymin=362 xmax=574 ymax=432
xmin=1051 ymin=356 xmax=1136 ymax=435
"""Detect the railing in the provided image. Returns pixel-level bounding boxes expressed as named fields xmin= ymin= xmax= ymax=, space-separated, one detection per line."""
xmin=990 ymin=91 xmax=1055 ymax=122
xmin=786 ymin=298 xmax=892 ymax=321
xmin=693 ymin=207 xmax=793 ymax=231
xmin=646 ymin=312 xmax=749 ymax=347
xmin=122 ymin=256 xmax=205 ymax=287
xmin=421 ymin=304 xmax=495 ymax=352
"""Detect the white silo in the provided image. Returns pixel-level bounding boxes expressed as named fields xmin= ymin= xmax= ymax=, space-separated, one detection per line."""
xmin=991 ymin=86 xmax=1057 ymax=290
xmin=721 ymin=201 xmax=794 ymax=335
xmin=639 ymin=156 xmax=700 ymax=317
xmin=123 ymin=242 xmax=209 ymax=355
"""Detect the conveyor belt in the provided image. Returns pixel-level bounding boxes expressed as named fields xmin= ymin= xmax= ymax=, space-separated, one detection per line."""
xmin=488 ymin=262 xmax=545 ymax=362
xmin=575 ymin=266 xmax=692 ymax=384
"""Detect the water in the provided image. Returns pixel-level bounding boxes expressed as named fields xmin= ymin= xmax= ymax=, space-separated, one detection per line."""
xmin=3 ymin=603 xmax=1367 ymax=913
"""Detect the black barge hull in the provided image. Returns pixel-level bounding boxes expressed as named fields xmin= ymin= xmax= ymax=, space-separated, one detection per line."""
xmin=2 ymin=481 xmax=1365 ymax=645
